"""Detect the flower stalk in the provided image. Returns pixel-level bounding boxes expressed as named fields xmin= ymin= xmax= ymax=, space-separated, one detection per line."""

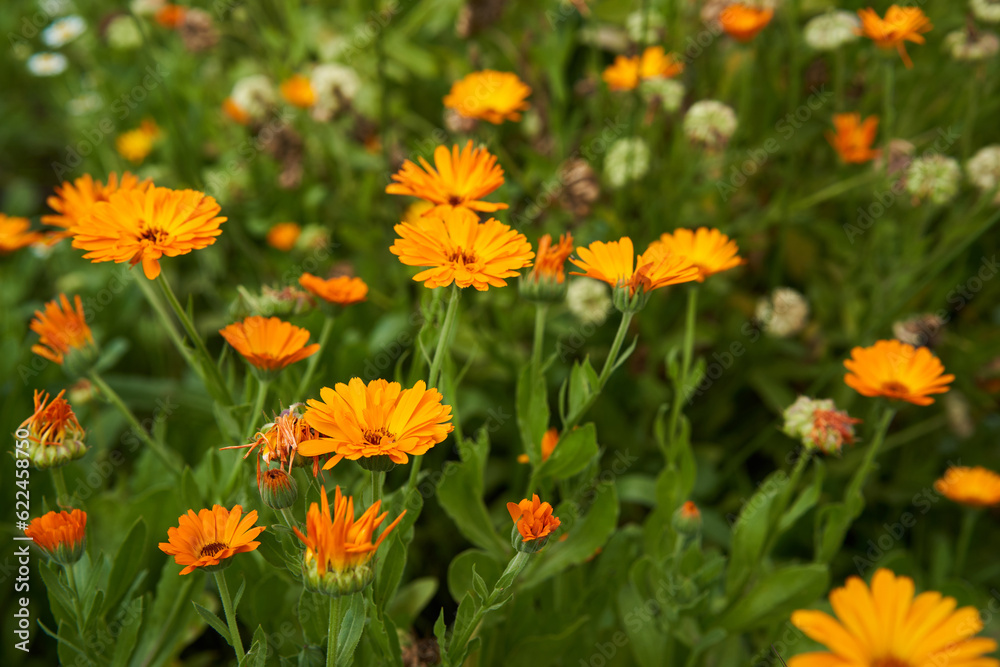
xmin=297 ymin=316 xmax=335 ymax=397
xmin=215 ymin=570 xmax=245 ymax=662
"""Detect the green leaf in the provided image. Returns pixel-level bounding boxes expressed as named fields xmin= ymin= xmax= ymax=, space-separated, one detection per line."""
xmin=337 ymin=592 xmax=366 ymax=667
xmin=375 ymin=533 xmax=406 ymax=610
xmin=133 ymin=558 xmax=198 ymax=667
xmin=102 ymin=518 xmax=147 ymax=616
xmin=298 ymin=590 xmax=329 ymax=647
xmin=433 ymin=609 xmax=448 ymax=665
xmin=725 ymin=471 xmax=785 ymax=597
xmin=717 ymin=564 xmax=830 ymax=631
xmin=109 ymin=596 xmax=144 ymax=667
xmin=233 ymin=577 xmax=246 ymax=611
xmin=505 ymin=615 xmax=590 ymax=666
xmin=255 ymin=530 xmax=288 ymax=569
xmin=815 ymin=502 xmax=855 ymax=564
xmin=779 ymin=462 xmax=826 ymax=533
xmin=37 ymin=561 xmax=74 ymax=627
xmin=436 ymin=430 xmax=508 ymax=556
xmin=387 ymin=577 xmax=438 ymax=629
xmin=567 ymin=358 xmax=600 ymax=419
xmin=537 ymin=423 xmax=599 ymax=481
xmin=240 ymin=625 xmax=268 ymax=667
xmin=471 ymin=565 xmax=489 ymax=602
xmin=192 ymin=601 xmax=231 ymax=645
xmin=618 ymin=583 xmax=668 ymax=667
xmin=516 ymin=364 xmax=550 ymax=465
xmin=447 ymin=549 xmax=504 ymax=603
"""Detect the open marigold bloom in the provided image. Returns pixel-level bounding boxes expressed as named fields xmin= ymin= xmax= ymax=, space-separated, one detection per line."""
xmin=844 ymin=340 xmax=953 ymax=406
xmin=280 ymin=74 xmax=316 ymax=108
xmin=116 ymin=119 xmax=160 ymax=164
xmin=158 ymin=505 xmax=264 ymax=575
xmin=827 ymin=113 xmax=880 ymax=164
xmin=645 ymin=228 xmax=744 ymax=282
xmin=30 ymin=294 xmax=96 ymax=366
xmin=219 ymin=315 xmax=320 ymax=373
xmin=443 ymin=70 xmax=531 ymax=124
xmin=25 ymin=509 xmax=87 ymax=565
xmin=391 ymin=210 xmax=534 ymax=291
xmin=299 ymin=272 xmax=368 ymax=306
xmin=294 ymin=485 xmax=405 ymax=596
xmin=0 ymin=214 xmax=42 ymax=253
xmin=385 ymin=141 xmax=508 ymax=221
xmin=934 ymin=466 xmax=1000 ymax=507
xmin=602 ymin=46 xmax=684 ymax=91
xmin=299 ymin=378 xmax=454 ymax=470
xmin=789 ymin=569 xmax=999 ymax=667
xmin=507 ymin=494 xmax=560 ymax=552
xmin=266 ymin=222 xmax=301 ymax=251
xmin=71 ymin=186 xmax=226 ymax=280
xmin=719 ymin=3 xmax=774 ymax=42
xmin=43 ymin=172 xmax=152 ymax=240
xmin=857 ymin=6 xmax=933 ymax=68
xmin=518 ymin=427 xmax=559 ymax=464
xmin=20 ymin=389 xmax=88 ymax=469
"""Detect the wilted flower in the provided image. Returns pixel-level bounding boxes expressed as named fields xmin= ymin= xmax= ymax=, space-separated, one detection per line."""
xmin=19 ymin=390 xmax=88 ymax=469
xmin=507 ymin=494 xmax=560 ymax=553
xmin=566 ymin=278 xmax=612 ymax=325
xmin=25 ymin=510 xmax=87 ymax=564
xmin=115 ymin=119 xmax=160 ymax=164
xmin=844 ymin=339 xmax=953 ymax=406
xmin=557 ymin=158 xmax=600 ymax=217
xmin=966 ymin=145 xmax=1000 ymax=203
xmin=219 ymin=316 xmax=320 ymax=375
xmin=42 ymin=15 xmax=86 ymax=47
xmin=755 ymin=287 xmax=809 ymax=337
xmin=782 ymin=396 xmax=859 ymax=455
xmin=826 ymin=113 xmax=880 ymax=164
xmin=972 ymin=0 xmax=1000 ymax=24
xmin=1 ymin=215 xmax=42 ymax=254
xmin=222 ymin=403 xmax=327 ymax=478
xmin=720 ymin=3 xmax=774 ymax=42
xmin=456 ymin=0 xmax=510 ymax=37
xmin=641 ymin=77 xmax=685 ymax=113
xmin=604 ymin=137 xmax=650 ymax=188
xmin=803 ymin=10 xmax=861 ymax=51
xmin=934 ymin=466 xmax=1000 ymax=507
xmin=944 ymin=28 xmax=1000 ymax=61
xmin=857 ymin=6 xmax=933 ymax=69
xmin=683 ymin=100 xmax=738 ymax=149
xmin=30 ymin=294 xmax=97 ymax=367
xmin=602 ymin=46 xmax=683 ymax=91
xmin=625 ymin=9 xmax=666 ymax=44
xmin=310 ymin=64 xmax=361 ymax=121
xmin=280 ymin=74 xmax=316 ymax=108
xmin=27 ymin=52 xmax=68 ymax=76
xmin=178 ymin=8 xmax=217 ymax=52
xmin=158 ymin=505 xmax=264 ymax=575
xmin=105 ymin=14 xmax=142 ymax=49
xmin=892 ymin=313 xmax=944 ymax=348
xmin=443 ymin=70 xmax=531 ymax=124
xmin=228 ymin=74 xmax=277 ymax=123
xmin=645 ymin=227 xmax=743 ymax=282
xmin=905 ymin=154 xmax=961 ymax=204
xmin=266 ymin=222 xmax=301 ymax=251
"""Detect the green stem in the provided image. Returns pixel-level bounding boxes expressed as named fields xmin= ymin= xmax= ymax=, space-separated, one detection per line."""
xmin=245 ymin=378 xmax=271 ymax=441
xmin=135 ymin=275 xmax=198 ymax=370
xmin=667 ymin=287 xmax=698 ymax=455
xmin=279 ymin=507 xmax=297 ymax=531
xmin=845 ymin=406 xmax=896 ymax=506
xmin=51 ymin=467 xmax=71 ymax=508
xmin=531 ymin=303 xmax=549 ymax=378
xmin=297 ymin=316 xmax=335 ymax=398
xmin=882 ymin=59 xmax=894 ymax=179
xmin=954 ymin=509 xmax=980 ymax=576
xmin=962 ymin=73 xmax=978 ymax=161
xmin=326 ymin=595 xmax=344 ymax=667
xmin=89 ymin=370 xmax=183 ymax=475
xmin=370 ymin=470 xmax=385 ymax=507
xmin=833 ymin=49 xmax=845 ymax=112
xmin=450 ymin=551 xmax=530 ymax=659
xmin=64 ymin=563 xmax=85 ymax=638
xmin=215 ymin=571 xmax=245 ymax=662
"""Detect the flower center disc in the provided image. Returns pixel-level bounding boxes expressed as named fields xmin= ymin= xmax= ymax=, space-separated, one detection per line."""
xmin=363 ymin=427 xmax=395 ymax=449
xmin=200 ymin=542 xmax=227 ymax=557
xmin=872 ymin=658 xmax=911 ymax=667
xmin=880 ymin=380 xmax=910 ymax=398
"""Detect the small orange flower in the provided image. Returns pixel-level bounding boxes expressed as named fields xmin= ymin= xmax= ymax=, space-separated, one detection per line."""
xmin=934 ymin=466 xmax=1000 ymax=508
xmin=857 ymin=6 xmax=933 ymax=68
xmin=222 ymin=97 xmax=250 ymax=125
xmin=219 ymin=316 xmax=320 ymax=372
xmin=570 ymin=237 xmax=699 ymax=296
xmin=0 ymin=214 xmax=42 ymax=253
xmin=155 ymin=4 xmax=187 ymax=29
xmin=116 ymin=119 xmax=161 ymax=164
xmin=602 ymin=46 xmax=684 ymax=91
xmin=443 ymin=70 xmax=531 ymax=124
xmin=280 ymin=74 xmax=316 ymax=108
xmin=529 ymin=233 xmax=575 ymax=284
xmin=71 ymin=186 xmax=226 ymax=280
xmin=507 ymin=494 xmax=560 ymax=541
xmin=20 ymin=389 xmax=88 ymax=468
xmin=266 ymin=222 xmax=301 ymax=251
xmin=25 ymin=509 xmax=87 ymax=564
xmin=43 ymin=172 xmax=152 ymax=238
xmin=644 ymin=228 xmax=744 ymax=282
xmin=843 ymin=340 xmax=954 ymax=406
xmin=158 ymin=505 xmax=265 ymax=575
xmin=680 ymin=501 xmax=700 ymax=520
xmin=30 ymin=294 xmax=95 ymax=365
xmin=386 ymin=141 xmax=508 ymax=221
xmin=299 ymin=378 xmax=454 ymax=468
xmin=719 ymin=3 xmax=774 ymax=43
xmin=827 ymin=113 xmax=880 ymax=164
xmin=299 ymin=273 xmax=368 ymax=306
xmin=518 ymin=427 xmax=559 ymax=464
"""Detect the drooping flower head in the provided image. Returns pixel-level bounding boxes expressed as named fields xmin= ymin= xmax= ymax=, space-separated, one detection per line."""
xmin=789 ymin=569 xmax=999 ymax=667
xmin=25 ymin=509 xmax=87 ymax=564
xmin=219 ymin=316 xmax=320 ymax=375
xmin=521 ymin=233 xmax=574 ymax=301
xmin=158 ymin=505 xmax=265 ymax=575
xmin=386 ymin=141 xmax=509 ymax=221
xmin=19 ymin=389 xmax=88 ymax=469
xmin=0 ymin=214 xmax=42 ymax=253
xmin=518 ymin=427 xmax=559 ymax=464
xmin=70 ymin=186 xmax=226 ymax=280
xmin=30 ymin=294 xmax=97 ymax=367
xmin=719 ymin=3 xmax=774 ymax=42
xmin=391 ymin=210 xmax=534 ymax=291
xmin=299 ymin=273 xmax=368 ymax=306
xmin=293 ymin=485 xmax=405 ymax=596
xmin=507 ymin=494 xmax=560 ymax=552
xmin=644 ymin=227 xmax=744 ymax=282
xmin=857 ymin=6 xmax=933 ymax=68
xmin=827 ymin=113 xmax=880 ymax=164
xmin=782 ymin=396 xmax=860 ymax=455
xmin=443 ymin=70 xmax=531 ymax=124
xmin=299 ymin=378 xmax=454 ymax=471
xmin=602 ymin=46 xmax=684 ymax=91
xmin=934 ymin=466 xmax=1000 ymax=508
xmin=843 ymin=339 xmax=954 ymax=406
xmin=266 ymin=222 xmax=301 ymax=251
xmin=280 ymin=74 xmax=316 ymax=108
xmin=43 ymin=172 xmax=152 ymax=239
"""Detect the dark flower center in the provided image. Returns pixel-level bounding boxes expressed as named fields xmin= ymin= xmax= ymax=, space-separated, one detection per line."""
xmin=200 ymin=542 xmax=227 ymax=558
xmin=448 ymin=249 xmax=478 ymax=265
xmin=139 ymin=226 xmax=168 ymax=243
xmin=872 ymin=658 xmax=910 ymax=667
xmin=448 ymin=195 xmax=462 ymax=206
xmin=364 ymin=427 xmax=394 ymax=448
xmin=880 ymin=381 xmax=909 ymax=397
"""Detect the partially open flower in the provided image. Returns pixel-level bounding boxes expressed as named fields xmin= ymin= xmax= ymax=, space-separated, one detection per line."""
xmin=219 ymin=316 xmax=320 ymax=376
xmin=507 ymin=494 xmax=560 ymax=553
xmin=30 ymin=294 xmax=98 ymax=371
xmin=934 ymin=466 xmax=1000 ymax=507
xmin=0 ymin=214 xmax=42 ymax=254
xmin=258 ymin=468 xmax=298 ymax=510
xmin=158 ymin=505 xmax=265 ymax=575
xmin=520 ymin=234 xmax=574 ymax=302
xmin=25 ymin=509 xmax=87 ymax=565
xmin=20 ymin=390 xmax=88 ymax=469
xmin=299 ymin=272 xmax=368 ymax=307
xmin=673 ymin=501 xmax=702 ymax=535
xmin=782 ymin=396 xmax=860 ymax=455
xmin=266 ymin=222 xmax=301 ymax=251
xmin=827 ymin=113 xmax=880 ymax=164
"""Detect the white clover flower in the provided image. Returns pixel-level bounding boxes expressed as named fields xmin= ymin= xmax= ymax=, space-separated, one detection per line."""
xmin=42 ymin=15 xmax=86 ymax=47
xmin=68 ymin=92 xmax=102 ymax=116
xmin=944 ymin=29 xmax=1000 ymax=61
xmin=641 ymin=78 xmax=685 ymax=113
xmin=905 ymin=154 xmax=961 ymax=204
xmin=567 ymin=279 xmax=612 ymax=326
xmin=803 ymin=11 xmax=860 ymax=51
xmin=231 ymin=75 xmax=277 ymax=120
xmin=683 ymin=100 xmax=738 ymax=148
xmin=106 ymin=14 xmax=142 ymax=50
xmin=966 ymin=145 xmax=1000 ymax=203
xmin=27 ymin=52 xmax=68 ymax=76
xmin=625 ymin=10 xmax=666 ymax=44
xmin=755 ymin=287 xmax=809 ymax=338
xmin=310 ymin=63 xmax=361 ymax=120
xmin=604 ymin=137 xmax=651 ymax=188
xmin=972 ymin=0 xmax=1000 ymax=24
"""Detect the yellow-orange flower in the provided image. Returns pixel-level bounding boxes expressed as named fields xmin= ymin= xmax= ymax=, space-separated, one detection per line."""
xmin=518 ymin=427 xmax=559 ymax=464
xmin=43 ymin=172 xmax=152 ymax=238
xmin=443 ymin=70 xmax=531 ymax=124
xmin=602 ymin=46 xmax=684 ymax=91
xmin=0 ymin=214 xmax=42 ymax=253
xmin=827 ymin=113 xmax=880 ymax=164
xmin=293 ymin=485 xmax=404 ymax=596
xmin=679 ymin=501 xmax=700 ymax=520
xmin=219 ymin=316 xmax=320 ymax=372
xmin=155 ymin=4 xmax=187 ymax=28
xmin=386 ymin=141 xmax=508 ymax=220
xmin=570 ymin=237 xmax=699 ymax=296
xmin=402 ymin=199 xmax=434 ymax=223
xmin=116 ymin=119 xmax=160 ymax=164
xmin=934 ymin=466 xmax=1000 ymax=508
xmin=158 ymin=505 xmax=265 ymax=575
xmin=30 ymin=294 xmax=95 ymax=365
xmin=20 ymin=389 xmax=88 ymax=469
xmin=391 ymin=210 xmax=534 ymax=291
xmin=25 ymin=509 xmax=87 ymax=564
xmin=857 ymin=6 xmax=933 ymax=68
xmin=507 ymin=494 xmax=560 ymax=541
xmin=222 ymin=97 xmax=250 ymax=125
xmin=789 ymin=569 xmax=999 ymax=667
xmin=71 ymin=186 xmax=226 ymax=280
xmin=280 ymin=74 xmax=316 ymax=108
xmin=221 ymin=403 xmax=328 ymax=478
xmin=644 ymin=227 xmax=744 ymax=282
xmin=529 ymin=233 xmax=575 ymax=284
xmin=299 ymin=273 xmax=368 ymax=305
xmin=844 ymin=340 xmax=953 ymax=406
xmin=299 ymin=378 xmax=454 ymax=468
xmin=266 ymin=222 xmax=301 ymax=251
xmin=719 ymin=4 xmax=774 ymax=43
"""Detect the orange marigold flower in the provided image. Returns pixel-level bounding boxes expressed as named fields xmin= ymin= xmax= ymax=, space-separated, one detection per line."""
xmin=299 ymin=378 xmax=454 ymax=470
xmin=0 ymin=214 xmax=42 ymax=253
xmin=402 ymin=199 xmax=434 ymax=223
xmin=934 ymin=466 xmax=1000 ymax=508
xmin=280 ymin=74 xmax=316 ymax=108
xmin=219 ymin=316 xmax=320 ymax=372
xmin=385 ymin=141 xmax=508 ymax=220
xmin=71 ymin=186 xmax=226 ymax=280
xmin=789 ymin=569 xmax=999 ymax=667
xmin=827 ymin=113 xmax=880 ymax=164
xmin=116 ymin=119 xmax=160 ymax=164
xmin=645 ymin=227 xmax=745 ymax=282
xmin=222 ymin=97 xmax=250 ymax=125
xmin=507 ymin=494 xmax=560 ymax=542
xmin=443 ymin=70 xmax=532 ymax=124
xmin=43 ymin=172 xmax=152 ymax=238
xmin=517 ymin=427 xmax=559 ymax=465
xmin=843 ymin=339 xmax=954 ymax=406
xmin=857 ymin=6 xmax=933 ymax=69
xmin=530 ymin=233 xmax=574 ymax=284
xmin=266 ymin=222 xmax=301 ymax=251
xmin=673 ymin=500 xmax=702 ymax=534
xmin=719 ymin=3 xmax=774 ymax=43
xmin=155 ymin=4 xmax=187 ymax=29
xmin=570 ymin=237 xmax=699 ymax=297
xmin=299 ymin=273 xmax=368 ymax=306
xmin=20 ymin=389 xmax=88 ymax=469
xmin=158 ymin=505 xmax=265 ymax=575
xmin=25 ymin=509 xmax=87 ymax=564
xmin=602 ymin=46 xmax=684 ymax=91
xmin=30 ymin=294 xmax=96 ymax=365
xmin=391 ymin=210 xmax=534 ymax=291
xmin=293 ymin=485 xmax=405 ymax=596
